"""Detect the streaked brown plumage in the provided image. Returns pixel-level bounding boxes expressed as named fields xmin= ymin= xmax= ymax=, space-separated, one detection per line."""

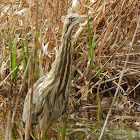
xmin=22 ymin=13 xmax=86 ymax=139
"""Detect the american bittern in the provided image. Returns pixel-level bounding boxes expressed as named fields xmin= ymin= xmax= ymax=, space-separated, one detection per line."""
xmin=22 ymin=13 xmax=86 ymax=139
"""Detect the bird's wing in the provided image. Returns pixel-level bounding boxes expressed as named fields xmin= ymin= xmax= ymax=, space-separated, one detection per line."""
xmin=22 ymin=72 xmax=57 ymax=125
xmin=22 ymin=76 xmax=49 ymax=125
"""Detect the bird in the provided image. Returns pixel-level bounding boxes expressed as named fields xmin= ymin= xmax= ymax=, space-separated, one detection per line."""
xmin=22 ymin=13 xmax=86 ymax=139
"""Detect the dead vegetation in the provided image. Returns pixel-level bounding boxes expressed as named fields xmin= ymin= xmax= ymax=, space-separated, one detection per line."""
xmin=0 ymin=0 xmax=140 ymax=139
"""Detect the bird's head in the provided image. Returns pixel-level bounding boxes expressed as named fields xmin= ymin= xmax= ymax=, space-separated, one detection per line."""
xmin=62 ymin=13 xmax=87 ymax=37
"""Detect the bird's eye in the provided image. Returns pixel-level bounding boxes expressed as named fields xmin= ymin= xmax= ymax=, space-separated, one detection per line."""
xmin=69 ymin=17 xmax=73 ymax=21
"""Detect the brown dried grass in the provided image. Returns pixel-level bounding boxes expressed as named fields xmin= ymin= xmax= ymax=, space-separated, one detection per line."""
xmin=0 ymin=0 xmax=140 ymax=139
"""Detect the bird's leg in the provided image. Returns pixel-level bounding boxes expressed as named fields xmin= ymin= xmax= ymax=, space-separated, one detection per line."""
xmin=24 ymin=123 xmax=28 ymax=140
xmin=23 ymin=124 xmax=34 ymax=140
xmin=40 ymin=119 xmax=52 ymax=140
xmin=30 ymin=128 xmax=35 ymax=140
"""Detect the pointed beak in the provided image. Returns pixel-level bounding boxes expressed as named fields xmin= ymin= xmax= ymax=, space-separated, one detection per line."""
xmin=73 ymin=14 xmax=87 ymax=25
xmin=76 ymin=15 xmax=87 ymax=21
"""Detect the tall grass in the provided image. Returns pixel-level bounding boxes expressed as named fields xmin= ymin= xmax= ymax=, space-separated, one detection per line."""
xmin=0 ymin=0 xmax=139 ymax=139
xmin=21 ymin=35 xmax=29 ymax=83
xmin=10 ymin=34 xmax=30 ymax=85
xmin=60 ymin=113 xmax=69 ymax=140
xmin=87 ymin=12 xmax=96 ymax=69
xmin=34 ymin=30 xmax=39 ymax=81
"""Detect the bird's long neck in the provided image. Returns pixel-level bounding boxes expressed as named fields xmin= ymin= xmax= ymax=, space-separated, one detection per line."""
xmin=51 ymin=35 xmax=72 ymax=94
xmin=58 ymin=36 xmax=72 ymax=88
xmin=41 ymin=35 xmax=72 ymax=104
xmin=57 ymin=36 xmax=72 ymax=81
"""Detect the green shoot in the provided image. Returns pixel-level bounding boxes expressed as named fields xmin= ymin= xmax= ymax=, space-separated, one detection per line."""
xmin=92 ymin=68 xmax=105 ymax=79
xmin=60 ymin=113 xmax=69 ymax=140
xmin=97 ymin=91 xmax=101 ymax=123
xmin=103 ymin=79 xmax=113 ymax=97
xmin=127 ymin=129 xmax=132 ymax=140
xmin=87 ymin=10 xmax=96 ymax=69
